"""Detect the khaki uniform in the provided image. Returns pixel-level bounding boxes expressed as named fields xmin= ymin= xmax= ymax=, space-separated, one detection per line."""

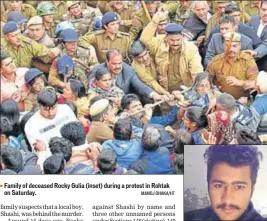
xmin=44 ymin=22 xmax=56 ymax=39
xmin=75 ymin=97 xmax=90 ymax=118
xmin=1 ymin=2 xmax=5 ymax=16
xmin=52 ymin=1 xmax=67 ymax=25
xmin=132 ymin=58 xmax=167 ymax=95
xmin=24 ymin=91 xmax=38 ymax=111
xmin=206 ymin=52 xmax=259 ymax=99
xmin=24 ymin=31 xmax=55 ymax=48
xmin=1 ymin=35 xmax=52 ymax=68
xmin=172 ymin=5 xmax=192 ymax=25
xmin=23 ymin=1 xmax=39 ymax=8
xmin=79 ymin=30 xmax=131 ymax=63
xmin=205 ymin=12 xmax=221 ymax=39
xmin=141 ymin=21 xmax=203 ymax=93
xmin=62 ymin=9 xmax=95 ymax=36
xmin=1 ymin=4 xmax=36 ymax=22
xmin=244 ymin=1 xmax=260 ymax=21
xmin=87 ymin=121 xmax=113 ymax=144
xmin=98 ymin=0 xmax=136 ymax=33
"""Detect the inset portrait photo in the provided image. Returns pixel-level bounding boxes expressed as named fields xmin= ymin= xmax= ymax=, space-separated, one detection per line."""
xmin=184 ymin=145 xmax=267 ymax=221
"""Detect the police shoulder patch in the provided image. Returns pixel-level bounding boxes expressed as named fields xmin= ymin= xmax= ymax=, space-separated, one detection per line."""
xmin=94 ymin=30 xmax=106 ymax=35
xmin=118 ymin=31 xmax=130 ymax=37
xmin=239 ymin=52 xmax=253 ymax=60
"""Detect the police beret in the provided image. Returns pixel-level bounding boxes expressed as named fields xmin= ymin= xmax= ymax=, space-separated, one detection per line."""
xmin=224 ymin=32 xmax=241 ymax=42
xmin=164 ymin=23 xmax=183 ymax=35
xmin=3 ymin=21 xmax=19 ymax=35
xmin=25 ymin=68 xmax=43 ymax=84
xmin=102 ymin=12 xmax=118 ymax=26
xmin=57 ymin=56 xmax=74 ymax=75
xmin=7 ymin=11 xmax=27 ymax=25
xmin=257 ymin=71 xmax=267 ymax=94
xmin=90 ymin=99 xmax=109 ymax=117
xmin=27 ymin=16 xmax=43 ymax=28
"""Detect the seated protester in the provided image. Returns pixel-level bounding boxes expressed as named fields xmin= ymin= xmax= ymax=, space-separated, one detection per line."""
xmin=87 ymin=99 xmax=116 ymax=144
xmin=24 ymin=68 xmax=46 ymax=111
xmin=205 ymin=110 xmax=235 ymax=144
xmin=250 ymin=71 xmax=267 ymax=135
xmin=0 ymin=51 xmax=29 ymax=111
xmin=88 ymin=68 xmax=125 ymax=114
xmin=129 ymin=41 xmax=171 ymax=98
xmin=24 ymin=88 xmax=78 ymax=170
xmin=7 ymin=11 xmax=28 ymax=34
xmin=0 ymin=145 xmax=41 ymax=175
xmin=48 ymin=55 xmax=88 ymax=92
xmin=216 ymin=93 xmax=260 ymax=133
xmin=171 ymin=130 xmax=194 ymax=175
xmin=49 ymin=136 xmax=94 ymax=175
xmin=121 ymin=94 xmax=179 ymax=128
xmin=43 ymin=153 xmax=65 ymax=174
xmin=97 ymin=149 xmax=126 ymax=175
xmin=204 ymin=16 xmax=253 ymax=67
xmin=129 ymin=125 xmax=172 ymax=174
xmin=181 ymin=106 xmax=208 ymax=144
xmin=236 ymin=128 xmax=262 ymax=145
xmin=102 ymin=119 xmax=143 ymax=169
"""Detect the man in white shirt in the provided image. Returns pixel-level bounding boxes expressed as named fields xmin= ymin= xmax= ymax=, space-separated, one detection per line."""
xmin=24 ymin=88 xmax=78 ymax=169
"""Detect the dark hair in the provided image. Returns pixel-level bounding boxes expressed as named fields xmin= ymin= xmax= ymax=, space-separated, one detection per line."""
xmin=142 ymin=125 xmax=162 ymax=151
xmin=129 ymin=41 xmax=146 ymax=57
xmin=216 ymin=93 xmax=236 ymax=112
xmin=236 ymin=128 xmax=262 ymax=145
xmin=0 ymin=145 xmax=23 ymax=173
xmin=0 ymin=117 xmax=13 ymax=137
xmin=225 ymin=3 xmax=240 ymax=14
xmin=185 ymin=106 xmax=208 ymax=129
xmin=114 ymin=118 xmax=132 ymax=141
xmin=172 ymin=154 xmax=184 ymax=174
xmin=63 ymin=100 xmax=78 ymax=117
xmin=68 ymin=79 xmax=86 ymax=98
xmin=43 ymin=153 xmax=65 ymax=174
xmin=97 ymin=150 xmax=117 ymax=174
xmin=0 ymin=99 xmax=21 ymax=136
xmin=121 ymin=94 xmax=140 ymax=110
xmin=49 ymin=137 xmax=73 ymax=162
xmin=192 ymin=72 xmax=214 ymax=90
xmin=204 ymin=145 xmax=263 ymax=185
xmin=219 ymin=15 xmax=236 ymax=25
xmin=95 ymin=68 xmax=111 ymax=81
xmin=0 ymin=51 xmax=10 ymax=67
xmin=106 ymin=48 xmax=121 ymax=61
xmin=37 ymin=89 xmax=58 ymax=107
xmin=27 ymin=74 xmax=47 ymax=87
xmin=174 ymin=130 xmax=195 ymax=154
xmin=60 ymin=121 xmax=86 ymax=146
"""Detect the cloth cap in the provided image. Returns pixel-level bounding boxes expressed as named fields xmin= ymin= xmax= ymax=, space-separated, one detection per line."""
xmin=3 ymin=21 xmax=19 ymax=35
xmin=27 ymin=16 xmax=43 ymax=28
xmin=57 ymin=56 xmax=74 ymax=75
xmin=25 ymin=68 xmax=43 ymax=84
xmin=102 ymin=12 xmax=118 ymax=26
xmin=224 ymin=32 xmax=241 ymax=42
xmin=257 ymin=71 xmax=267 ymax=94
xmin=90 ymin=99 xmax=109 ymax=116
xmin=7 ymin=11 xmax=27 ymax=25
xmin=164 ymin=23 xmax=183 ymax=35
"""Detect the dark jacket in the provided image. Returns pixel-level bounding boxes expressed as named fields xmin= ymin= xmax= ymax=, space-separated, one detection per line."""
xmin=184 ymin=202 xmax=265 ymax=221
xmin=247 ymin=15 xmax=267 ymax=41
xmin=89 ymin=62 xmax=153 ymax=98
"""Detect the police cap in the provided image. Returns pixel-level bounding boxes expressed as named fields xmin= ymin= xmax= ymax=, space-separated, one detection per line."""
xmin=7 ymin=11 xmax=27 ymax=25
xmin=57 ymin=56 xmax=74 ymax=75
xmin=27 ymin=16 xmax=43 ymax=28
xmin=90 ymin=99 xmax=110 ymax=117
xmin=3 ymin=21 xmax=19 ymax=35
xmin=164 ymin=23 xmax=183 ymax=35
xmin=102 ymin=12 xmax=118 ymax=26
xmin=61 ymin=29 xmax=78 ymax=42
xmin=224 ymin=32 xmax=241 ymax=42
xmin=25 ymin=68 xmax=43 ymax=84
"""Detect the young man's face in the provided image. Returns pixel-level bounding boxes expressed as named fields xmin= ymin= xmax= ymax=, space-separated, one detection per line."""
xmin=105 ymin=21 xmax=120 ymax=35
xmin=9 ymin=1 xmax=23 ymax=11
xmin=5 ymin=30 xmax=22 ymax=47
xmin=39 ymin=104 xmax=57 ymax=119
xmin=0 ymin=57 xmax=17 ymax=76
xmin=260 ymin=2 xmax=267 ymax=23
xmin=208 ymin=162 xmax=254 ymax=221
xmin=127 ymin=100 xmax=144 ymax=119
xmin=28 ymin=24 xmax=45 ymax=41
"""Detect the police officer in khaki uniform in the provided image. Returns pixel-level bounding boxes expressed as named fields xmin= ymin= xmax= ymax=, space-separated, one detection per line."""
xmin=98 ymin=0 xmax=136 ymax=33
xmin=244 ymin=0 xmax=260 ymax=21
xmin=172 ymin=0 xmax=192 ymax=25
xmin=79 ymin=12 xmax=131 ymax=63
xmin=1 ymin=0 xmax=36 ymax=22
xmin=50 ymin=1 xmax=67 ymax=25
xmin=206 ymin=32 xmax=259 ymax=99
xmin=1 ymin=21 xmax=59 ymax=69
xmin=36 ymin=2 xmax=57 ymax=38
xmin=62 ymin=1 xmax=95 ymax=36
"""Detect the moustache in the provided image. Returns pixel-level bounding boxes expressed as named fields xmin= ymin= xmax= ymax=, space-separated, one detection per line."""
xmin=216 ymin=203 xmax=240 ymax=210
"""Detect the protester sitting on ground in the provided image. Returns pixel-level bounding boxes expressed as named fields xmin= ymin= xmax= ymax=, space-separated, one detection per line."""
xmin=43 ymin=153 xmax=65 ymax=174
xmin=24 ymin=68 xmax=46 ymax=111
xmin=88 ymin=68 xmax=125 ymax=114
xmin=97 ymin=149 xmax=126 ymax=175
xmin=103 ymin=118 xmax=143 ymax=169
xmin=129 ymin=125 xmax=172 ymax=174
